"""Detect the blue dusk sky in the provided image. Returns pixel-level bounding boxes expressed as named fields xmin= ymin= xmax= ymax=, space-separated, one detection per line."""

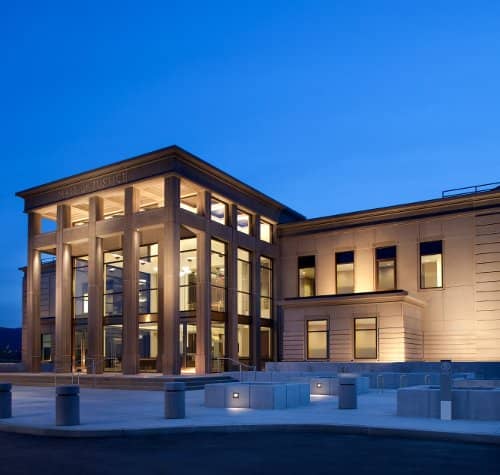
xmin=1 ymin=1 xmax=500 ymax=327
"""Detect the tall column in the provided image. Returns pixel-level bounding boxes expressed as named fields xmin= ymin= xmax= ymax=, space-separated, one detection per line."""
xmin=87 ymin=196 xmax=104 ymax=374
xmin=251 ymin=214 xmax=261 ymax=368
xmin=161 ymin=176 xmax=181 ymax=374
xmin=55 ymin=204 xmax=72 ymax=372
xmin=196 ymin=229 xmax=211 ymax=374
xmin=122 ymin=187 xmax=140 ymax=374
xmin=24 ymin=213 xmax=41 ymax=372
xmin=226 ymin=204 xmax=239 ymax=364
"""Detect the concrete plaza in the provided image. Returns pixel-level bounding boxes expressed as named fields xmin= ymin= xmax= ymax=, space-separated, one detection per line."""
xmin=0 ymin=385 xmax=499 ymax=443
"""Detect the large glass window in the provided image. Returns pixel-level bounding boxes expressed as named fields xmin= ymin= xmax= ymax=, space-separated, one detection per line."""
xmin=237 ymin=249 xmax=251 ymax=316
xmin=354 ymin=317 xmax=377 ymax=359
xmin=138 ymin=244 xmax=158 ymax=314
xmin=376 ymin=246 xmax=396 ymax=291
xmin=260 ymin=256 xmax=273 ymax=319
xmin=260 ymin=327 xmax=272 ymax=362
xmin=41 ymin=333 xmax=52 ymax=362
xmin=237 ymin=209 xmax=251 ymax=235
xmin=238 ymin=324 xmax=250 ymax=359
xmin=73 ymin=256 xmax=88 ymax=319
xmin=104 ymin=324 xmax=122 ymax=371
xmin=73 ymin=327 xmax=87 ymax=371
xmin=210 ymin=197 xmax=227 ymax=225
xmin=307 ymin=320 xmax=328 ymax=359
xmin=180 ymin=238 xmax=197 ymax=311
xmin=180 ymin=193 xmax=198 ymax=214
xmin=180 ymin=323 xmax=197 ymax=372
xmin=211 ymin=322 xmax=225 ymax=372
xmin=420 ymin=241 xmax=443 ymax=289
xmin=298 ymin=255 xmax=315 ymax=297
xmin=139 ymin=322 xmax=158 ymax=372
xmin=336 ymin=251 xmax=354 ymax=294
xmin=260 ymin=220 xmax=272 ymax=243
xmin=211 ymin=240 xmax=226 ymax=312
xmin=104 ymin=251 xmax=124 ymax=316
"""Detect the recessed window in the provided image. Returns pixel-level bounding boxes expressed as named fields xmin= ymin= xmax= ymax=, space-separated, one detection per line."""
xmin=336 ymin=251 xmax=354 ymax=294
xmin=376 ymin=246 xmax=396 ymax=291
xmin=138 ymin=244 xmax=158 ymax=314
xmin=260 ymin=256 xmax=272 ymax=319
xmin=237 ymin=210 xmax=251 ymax=234
xmin=210 ymin=198 xmax=227 ymax=225
xmin=354 ymin=317 xmax=377 ymax=359
xmin=104 ymin=251 xmax=123 ymax=317
xmin=211 ymin=239 xmax=226 ymax=312
xmin=298 ymin=256 xmax=315 ymax=297
xmin=237 ymin=249 xmax=251 ymax=316
xmin=260 ymin=220 xmax=272 ymax=243
xmin=41 ymin=333 xmax=52 ymax=362
xmin=307 ymin=320 xmax=328 ymax=359
xmin=180 ymin=238 xmax=197 ymax=311
xmin=420 ymin=241 xmax=443 ymax=289
xmin=180 ymin=193 xmax=198 ymax=214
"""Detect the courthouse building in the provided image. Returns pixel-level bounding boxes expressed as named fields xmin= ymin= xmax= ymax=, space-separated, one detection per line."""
xmin=17 ymin=146 xmax=500 ymax=374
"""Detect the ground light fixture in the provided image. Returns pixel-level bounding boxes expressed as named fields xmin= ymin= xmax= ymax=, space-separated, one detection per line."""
xmin=232 ymin=392 xmax=240 ymax=399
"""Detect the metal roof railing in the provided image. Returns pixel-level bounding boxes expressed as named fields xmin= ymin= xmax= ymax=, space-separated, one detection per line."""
xmin=442 ymin=181 xmax=500 ymax=198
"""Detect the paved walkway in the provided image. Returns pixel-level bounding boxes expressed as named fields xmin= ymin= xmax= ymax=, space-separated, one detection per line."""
xmin=1 ymin=386 xmax=499 ymax=442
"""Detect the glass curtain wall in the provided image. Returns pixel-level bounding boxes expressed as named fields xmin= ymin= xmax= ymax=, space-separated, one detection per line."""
xmin=138 ymin=244 xmax=159 ymax=371
xmin=73 ymin=256 xmax=88 ymax=371
xmin=260 ymin=257 xmax=272 ymax=319
xmin=103 ymin=251 xmax=123 ymax=371
xmin=210 ymin=240 xmax=226 ymax=312
xmin=237 ymin=249 xmax=251 ymax=316
xmin=180 ymin=238 xmax=197 ymax=311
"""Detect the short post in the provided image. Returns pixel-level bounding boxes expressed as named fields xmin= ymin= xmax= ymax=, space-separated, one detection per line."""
xmin=377 ymin=374 xmax=384 ymax=392
xmin=440 ymin=360 xmax=452 ymax=420
xmin=400 ymin=374 xmax=408 ymax=388
xmin=0 ymin=383 xmax=12 ymax=419
xmin=164 ymin=382 xmax=186 ymax=419
xmin=56 ymin=385 xmax=80 ymax=426
xmin=338 ymin=375 xmax=357 ymax=409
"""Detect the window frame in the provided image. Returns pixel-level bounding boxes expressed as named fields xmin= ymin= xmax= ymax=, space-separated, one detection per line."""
xmin=335 ymin=250 xmax=355 ymax=294
xmin=306 ymin=319 xmax=329 ymax=360
xmin=375 ymin=246 xmax=397 ymax=291
xmin=419 ymin=240 xmax=443 ymax=290
xmin=298 ymin=255 xmax=316 ymax=297
xmin=354 ymin=317 xmax=378 ymax=360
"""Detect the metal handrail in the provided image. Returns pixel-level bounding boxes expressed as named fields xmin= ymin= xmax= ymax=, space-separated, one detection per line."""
xmin=442 ymin=181 xmax=500 ymax=198
xmin=215 ymin=357 xmax=256 ymax=381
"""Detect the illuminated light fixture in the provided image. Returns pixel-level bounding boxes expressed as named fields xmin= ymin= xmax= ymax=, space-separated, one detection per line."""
xmin=179 ymin=266 xmax=193 ymax=277
xmin=232 ymin=392 xmax=240 ymax=399
xmin=316 ymin=383 xmax=322 ymax=388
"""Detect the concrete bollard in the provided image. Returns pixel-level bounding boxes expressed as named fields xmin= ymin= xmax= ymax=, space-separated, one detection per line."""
xmin=400 ymin=374 xmax=408 ymax=388
xmin=0 ymin=383 xmax=12 ymax=419
xmin=338 ymin=375 xmax=357 ymax=409
xmin=56 ymin=385 xmax=80 ymax=426
xmin=164 ymin=382 xmax=186 ymax=419
xmin=440 ymin=360 xmax=452 ymax=420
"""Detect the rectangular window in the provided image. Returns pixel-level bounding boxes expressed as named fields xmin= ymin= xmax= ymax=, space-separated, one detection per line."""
xmin=237 ymin=248 xmax=251 ymax=316
xmin=238 ymin=324 xmax=250 ymax=359
xmin=354 ymin=317 xmax=377 ymax=359
xmin=104 ymin=251 xmax=123 ymax=317
xmin=260 ymin=327 xmax=272 ymax=362
xmin=307 ymin=320 xmax=328 ymax=359
xmin=237 ymin=209 xmax=251 ymax=235
xmin=376 ymin=246 xmax=396 ymax=291
xmin=298 ymin=255 xmax=315 ymax=297
xmin=420 ymin=241 xmax=443 ymax=289
xmin=180 ymin=193 xmax=198 ymax=214
xmin=211 ymin=239 xmax=226 ymax=312
xmin=260 ymin=220 xmax=272 ymax=243
xmin=41 ymin=333 xmax=52 ymax=362
xmin=104 ymin=324 xmax=122 ymax=371
xmin=73 ymin=256 xmax=89 ymax=319
xmin=260 ymin=256 xmax=273 ymax=319
xmin=336 ymin=251 xmax=354 ymax=294
xmin=138 ymin=244 xmax=158 ymax=314
xmin=180 ymin=238 xmax=197 ymax=311
xmin=210 ymin=197 xmax=227 ymax=225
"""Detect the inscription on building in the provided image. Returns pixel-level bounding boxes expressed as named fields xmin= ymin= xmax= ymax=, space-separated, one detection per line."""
xmin=57 ymin=171 xmax=128 ymax=200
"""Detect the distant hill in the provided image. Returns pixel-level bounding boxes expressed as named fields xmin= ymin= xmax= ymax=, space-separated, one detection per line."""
xmin=0 ymin=327 xmax=22 ymax=362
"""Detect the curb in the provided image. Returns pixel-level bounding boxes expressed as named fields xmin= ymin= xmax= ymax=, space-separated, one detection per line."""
xmin=0 ymin=422 xmax=499 ymax=445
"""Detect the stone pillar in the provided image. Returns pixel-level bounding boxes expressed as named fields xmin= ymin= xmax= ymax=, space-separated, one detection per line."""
xmin=226 ymin=204 xmax=239 ymax=364
xmin=24 ymin=213 xmax=41 ymax=372
xmin=87 ymin=196 xmax=104 ymax=374
xmin=196 ymin=229 xmax=211 ymax=374
xmin=251 ymin=214 xmax=261 ymax=369
xmin=55 ymin=205 xmax=72 ymax=373
xmin=122 ymin=187 xmax=140 ymax=374
xmin=161 ymin=176 xmax=181 ymax=375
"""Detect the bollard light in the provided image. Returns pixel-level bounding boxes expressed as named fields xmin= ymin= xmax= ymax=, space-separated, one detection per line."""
xmin=232 ymin=392 xmax=240 ymax=399
xmin=316 ymin=383 xmax=322 ymax=388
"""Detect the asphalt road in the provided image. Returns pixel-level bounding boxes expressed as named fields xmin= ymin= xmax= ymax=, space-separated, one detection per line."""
xmin=0 ymin=430 xmax=499 ymax=475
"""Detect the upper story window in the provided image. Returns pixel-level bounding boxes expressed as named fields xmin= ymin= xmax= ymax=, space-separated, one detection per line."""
xmin=237 ymin=249 xmax=251 ymax=316
xmin=210 ymin=197 xmax=227 ymax=225
xmin=138 ymin=244 xmax=158 ymax=314
xmin=237 ymin=209 xmax=251 ymax=234
xmin=260 ymin=220 xmax=272 ymax=243
xmin=180 ymin=193 xmax=198 ymax=214
xmin=420 ymin=240 xmax=443 ymax=289
xmin=298 ymin=255 xmax=315 ymax=297
xmin=376 ymin=246 xmax=396 ymax=291
xmin=210 ymin=239 xmax=226 ymax=312
xmin=260 ymin=256 xmax=273 ymax=319
xmin=336 ymin=251 xmax=354 ymax=294
xmin=104 ymin=251 xmax=124 ymax=317
xmin=73 ymin=256 xmax=89 ymax=319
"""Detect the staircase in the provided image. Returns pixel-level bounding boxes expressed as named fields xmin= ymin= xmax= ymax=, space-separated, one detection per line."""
xmin=0 ymin=373 xmax=238 ymax=391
